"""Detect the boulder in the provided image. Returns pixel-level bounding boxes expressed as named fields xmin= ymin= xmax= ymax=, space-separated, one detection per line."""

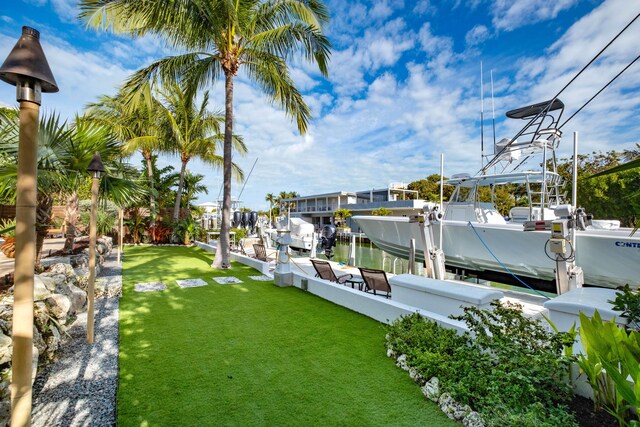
xmin=438 ymin=392 xmax=456 ymax=419
xmin=67 ymin=283 xmax=87 ymax=314
xmin=45 ymin=294 xmax=71 ymax=320
xmin=34 ymin=301 xmax=49 ymax=331
xmin=34 ymin=276 xmax=52 ymax=301
xmin=463 ymin=411 xmax=485 ymax=427
xmin=45 ymin=325 xmax=61 ymax=361
xmin=33 ymin=325 xmax=46 ymax=357
xmin=422 ymin=377 xmax=441 ymax=402
xmin=40 ymin=256 xmax=72 ymax=268
xmin=0 ymin=331 xmax=11 ymax=365
xmin=48 ymin=263 xmax=75 ymax=277
xmin=409 ymin=368 xmax=425 ymax=385
xmin=37 ymin=275 xmax=57 ymax=292
xmin=31 ymin=344 xmax=38 ymax=385
xmin=0 ymin=319 xmax=9 ymax=336
xmin=0 ymin=298 xmax=12 ymax=321
xmin=395 ymin=354 xmax=409 ymax=371
xmin=386 ymin=347 xmax=396 ymax=359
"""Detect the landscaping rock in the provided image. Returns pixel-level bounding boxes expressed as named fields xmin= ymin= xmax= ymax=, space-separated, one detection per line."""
xmin=396 ymin=354 xmax=409 ymax=371
xmin=34 ymin=302 xmax=49 ymax=331
xmin=409 ymin=367 xmax=424 ymax=385
xmin=422 ymin=377 xmax=441 ymax=402
xmin=0 ymin=298 xmax=12 ymax=320
xmin=386 ymin=347 xmax=396 ymax=358
xmin=45 ymin=294 xmax=72 ymax=320
xmin=67 ymin=283 xmax=87 ymax=314
xmin=34 ymin=276 xmax=52 ymax=301
xmin=463 ymin=411 xmax=485 ymax=427
xmin=439 ymin=392 xmax=458 ymax=419
xmin=44 ymin=325 xmax=61 ymax=361
xmin=453 ymin=403 xmax=472 ymax=421
xmin=49 ymin=263 xmax=75 ymax=277
xmin=0 ymin=331 xmax=10 ymax=365
xmin=40 ymin=256 xmax=72 ymax=268
xmin=33 ymin=325 xmax=46 ymax=358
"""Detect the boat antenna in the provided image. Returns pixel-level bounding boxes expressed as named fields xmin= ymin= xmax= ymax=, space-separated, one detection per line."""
xmin=559 ymin=52 xmax=640 ymax=129
xmin=490 ymin=69 xmax=496 ymax=154
xmin=480 ymin=61 xmax=485 ymax=168
xmin=237 ymin=157 xmax=258 ymax=200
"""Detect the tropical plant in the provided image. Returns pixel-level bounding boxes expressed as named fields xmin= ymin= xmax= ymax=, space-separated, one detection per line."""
xmin=0 ymin=218 xmax=16 ymax=258
xmin=173 ymin=218 xmax=201 ymax=245
xmin=86 ymin=82 xmax=166 ymax=230
xmin=333 ymin=208 xmax=352 ymax=228
xmin=386 ymin=302 xmax=578 ymax=427
xmin=0 ymin=218 xmax=16 ymax=238
xmin=125 ymin=208 xmax=149 ymax=244
xmin=181 ymin=170 xmax=209 ymax=209
xmin=372 ymin=207 xmax=393 ymax=216
xmin=577 ymin=310 xmax=640 ymax=425
xmin=156 ymin=80 xmax=246 ymax=221
xmin=609 ymin=285 xmax=640 ymax=331
xmin=80 ymin=209 xmax=118 ymax=236
xmin=80 ymin=0 xmax=331 ymax=270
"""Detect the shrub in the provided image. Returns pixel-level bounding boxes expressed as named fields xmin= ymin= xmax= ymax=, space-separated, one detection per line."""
xmin=609 ymin=285 xmax=640 ymax=331
xmin=386 ymin=302 xmax=578 ymax=427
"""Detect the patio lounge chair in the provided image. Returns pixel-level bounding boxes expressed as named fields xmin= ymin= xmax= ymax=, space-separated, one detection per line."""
xmin=358 ymin=267 xmax=391 ymax=298
xmin=310 ymin=259 xmax=352 ymax=284
xmin=253 ymin=243 xmax=271 ymax=262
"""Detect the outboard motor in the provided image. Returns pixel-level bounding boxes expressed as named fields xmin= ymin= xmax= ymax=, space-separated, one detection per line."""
xmin=232 ymin=211 xmax=242 ymax=228
xmin=249 ymin=211 xmax=258 ymax=234
xmin=319 ymin=224 xmax=337 ymax=259
xmin=241 ymin=211 xmax=250 ymax=229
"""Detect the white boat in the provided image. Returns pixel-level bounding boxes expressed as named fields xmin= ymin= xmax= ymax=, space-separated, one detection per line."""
xmin=354 ymin=99 xmax=640 ymax=291
xmin=271 ymin=217 xmax=315 ymax=251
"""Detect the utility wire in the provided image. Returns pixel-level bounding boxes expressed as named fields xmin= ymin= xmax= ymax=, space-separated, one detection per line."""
xmin=559 ymin=53 xmax=640 ymax=129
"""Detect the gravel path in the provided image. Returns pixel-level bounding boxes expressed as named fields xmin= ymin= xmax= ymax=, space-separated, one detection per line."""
xmin=31 ymin=254 xmax=121 ymax=427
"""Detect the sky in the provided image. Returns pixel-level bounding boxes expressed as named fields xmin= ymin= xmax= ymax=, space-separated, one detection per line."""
xmin=1 ymin=0 xmax=639 ymax=211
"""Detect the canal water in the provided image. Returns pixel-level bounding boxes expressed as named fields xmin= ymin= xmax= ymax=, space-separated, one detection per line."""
xmin=307 ymin=241 xmax=554 ymax=297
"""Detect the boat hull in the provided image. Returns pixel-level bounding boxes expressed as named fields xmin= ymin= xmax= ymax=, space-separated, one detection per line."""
xmin=353 ymin=216 xmax=639 ymax=289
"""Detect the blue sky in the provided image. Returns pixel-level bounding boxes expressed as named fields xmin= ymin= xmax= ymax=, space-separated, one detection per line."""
xmin=1 ymin=0 xmax=639 ymax=210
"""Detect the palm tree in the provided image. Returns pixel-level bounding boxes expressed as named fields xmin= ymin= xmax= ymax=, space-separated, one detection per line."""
xmin=181 ymin=170 xmax=209 ymax=209
xmin=265 ymin=192 xmax=276 ymax=226
xmin=157 ymin=80 xmax=246 ymax=221
xmin=80 ymin=0 xmax=331 ymax=269
xmin=86 ymin=82 xmax=165 ymax=236
xmin=0 ymin=109 xmax=144 ymax=260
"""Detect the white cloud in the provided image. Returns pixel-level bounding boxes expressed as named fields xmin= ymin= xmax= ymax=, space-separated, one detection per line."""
xmin=491 ymin=0 xmax=579 ymax=31
xmin=465 ymin=25 xmax=491 ymax=46
xmin=413 ymin=0 xmax=432 ymax=15
xmin=0 ymin=16 xmax=14 ymax=24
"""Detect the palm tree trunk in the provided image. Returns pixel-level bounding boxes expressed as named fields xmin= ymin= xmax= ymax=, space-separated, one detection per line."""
xmin=35 ymin=192 xmax=53 ymax=265
xmin=144 ymin=150 xmax=157 ymax=242
xmin=212 ymin=71 xmax=234 ymax=269
xmin=63 ymin=191 xmax=79 ymax=253
xmin=173 ymin=159 xmax=187 ymax=221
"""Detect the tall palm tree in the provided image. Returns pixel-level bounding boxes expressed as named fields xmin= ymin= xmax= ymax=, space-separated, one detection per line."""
xmin=86 ymin=82 xmax=165 ymax=235
xmin=157 ymin=80 xmax=246 ymax=221
xmin=265 ymin=192 xmax=275 ymax=226
xmin=80 ymin=0 xmax=331 ymax=269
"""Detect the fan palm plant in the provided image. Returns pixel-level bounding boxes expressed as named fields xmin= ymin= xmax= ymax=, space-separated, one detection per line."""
xmin=181 ymin=170 xmax=209 ymax=209
xmin=79 ymin=0 xmax=331 ymax=269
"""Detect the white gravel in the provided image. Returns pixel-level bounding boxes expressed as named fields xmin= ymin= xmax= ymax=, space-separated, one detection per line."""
xmin=31 ymin=254 xmax=121 ymax=427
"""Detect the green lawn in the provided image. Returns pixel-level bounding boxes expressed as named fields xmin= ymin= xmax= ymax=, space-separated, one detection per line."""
xmin=119 ymin=246 xmax=456 ymax=426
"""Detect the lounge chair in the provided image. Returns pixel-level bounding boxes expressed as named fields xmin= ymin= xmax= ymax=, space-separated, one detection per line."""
xmin=253 ymin=243 xmax=271 ymax=262
xmin=358 ymin=267 xmax=391 ymax=298
xmin=310 ymin=259 xmax=353 ymax=284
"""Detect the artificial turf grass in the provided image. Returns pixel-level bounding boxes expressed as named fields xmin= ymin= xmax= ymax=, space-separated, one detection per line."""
xmin=119 ymin=246 xmax=457 ymax=426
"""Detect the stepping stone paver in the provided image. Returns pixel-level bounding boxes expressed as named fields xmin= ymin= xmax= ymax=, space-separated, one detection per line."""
xmin=134 ymin=281 xmax=167 ymax=292
xmin=176 ymin=278 xmax=209 ymax=288
xmin=249 ymin=275 xmax=272 ymax=281
xmin=212 ymin=276 xmax=243 ymax=284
